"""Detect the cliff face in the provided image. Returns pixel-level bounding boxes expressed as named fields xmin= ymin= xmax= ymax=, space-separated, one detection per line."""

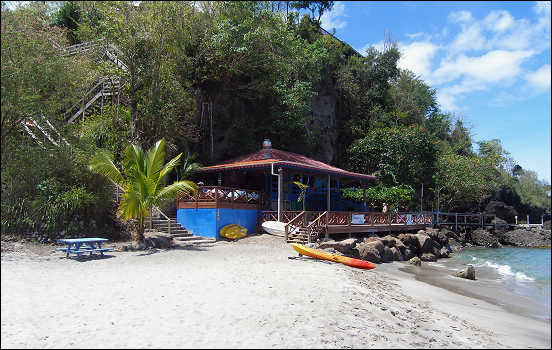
xmin=310 ymin=93 xmax=338 ymax=164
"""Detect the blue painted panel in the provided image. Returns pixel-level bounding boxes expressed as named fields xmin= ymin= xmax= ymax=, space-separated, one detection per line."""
xmin=217 ymin=209 xmax=258 ymax=239
xmin=177 ymin=208 xmax=217 ymax=238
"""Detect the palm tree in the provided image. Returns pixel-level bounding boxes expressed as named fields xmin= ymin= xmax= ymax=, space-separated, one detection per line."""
xmin=89 ymin=138 xmax=198 ymax=242
xmin=178 ymin=142 xmax=202 ymax=181
xmin=293 ymin=181 xmax=309 ymax=211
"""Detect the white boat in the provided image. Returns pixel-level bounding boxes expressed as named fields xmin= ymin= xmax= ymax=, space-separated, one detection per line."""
xmin=261 ymin=221 xmax=299 ymax=236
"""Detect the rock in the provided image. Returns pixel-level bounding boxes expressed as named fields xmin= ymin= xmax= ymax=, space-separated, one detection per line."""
xmin=390 ymin=246 xmax=404 ymax=261
xmin=415 ymin=234 xmax=432 ymax=253
xmin=380 ymin=235 xmax=396 ymax=248
xmin=471 ymin=229 xmax=500 ymax=247
xmin=355 ymin=242 xmax=382 ymax=263
xmin=439 ymin=246 xmax=451 ymax=258
xmin=382 ymin=246 xmax=394 ymax=263
xmin=420 ymin=253 xmax=437 ymax=262
xmin=484 ymin=201 xmax=518 ymax=223
xmin=497 ymin=228 xmax=551 ymax=248
xmin=364 ymin=236 xmax=379 ymax=243
xmin=397 ymin=233 xmax=419 ymax=248
xmin=322 ymin=247 xmax=344 ymax=256
xmin=454 ymin=264 xmax=476 ymax=280
xmin=403 ymin=248 xmax=416 ymax=260
xmin=409 ymin=257 xmax=422 ymax=266
xmin=544 ymin=220 xmax=551 ymax=230
xmin=448 ymin=238 xmax=462 ymax=253
xmin=431 ymin=239 xmax=442 ymax=258
xmin=437 ymin=232 xmax=449 ymax=246
xmin=392 ymin=237 xmax=406 ymax=252
xmin=319 ymin=238 xmax=360 ymax=256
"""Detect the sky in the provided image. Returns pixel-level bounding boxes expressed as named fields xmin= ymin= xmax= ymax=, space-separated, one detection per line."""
xmin=320 ymin=1 xmax=551 ymax=184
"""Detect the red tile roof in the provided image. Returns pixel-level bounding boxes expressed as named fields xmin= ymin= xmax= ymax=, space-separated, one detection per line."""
xmin=199 ymin=148 xmax=376 ymax=181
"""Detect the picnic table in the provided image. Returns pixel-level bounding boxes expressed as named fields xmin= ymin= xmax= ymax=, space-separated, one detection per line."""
xmin=57 ymin=238 xmax=113 ymax=260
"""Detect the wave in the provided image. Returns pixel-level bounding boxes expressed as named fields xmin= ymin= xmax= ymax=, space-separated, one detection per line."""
xmin=484 ymin=261 xmax=536 ymax=282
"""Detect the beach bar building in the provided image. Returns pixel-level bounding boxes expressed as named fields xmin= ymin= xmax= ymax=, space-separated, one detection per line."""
xmin=176 ymin=140 xmax=432 ymax=242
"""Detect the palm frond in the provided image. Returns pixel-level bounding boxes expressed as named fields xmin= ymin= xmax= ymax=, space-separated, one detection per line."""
xmin=123 ymin=143 xmax=146 ymax=176
xmin=158 ymin=152 xmax=182 ymax=184
xmin=88 ymin=151 xmax=125 ymax=187
xmin=146 ymin=138 xmax=166 ymax=179
xmin=117 ymin=187 xmax=148 ymax=220
xmin=156 ymin=181 xmax=198 ymax=201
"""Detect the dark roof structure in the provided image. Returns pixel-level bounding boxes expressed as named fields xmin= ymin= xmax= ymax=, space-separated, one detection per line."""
xmin=199 ymin=140 xmax=376 ymax=181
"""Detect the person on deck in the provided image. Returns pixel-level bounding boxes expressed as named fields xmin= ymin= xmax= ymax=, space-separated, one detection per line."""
xmin=382 ymin=202 xmax=388 ymax=214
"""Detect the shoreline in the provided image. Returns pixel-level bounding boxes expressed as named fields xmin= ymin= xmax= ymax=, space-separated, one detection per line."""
xmin=2 ymin=234 xmax=551 ymax=348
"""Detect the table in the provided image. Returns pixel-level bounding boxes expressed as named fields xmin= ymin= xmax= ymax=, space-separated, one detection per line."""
xmin=57 ymin=238 xmax=113 ymax=260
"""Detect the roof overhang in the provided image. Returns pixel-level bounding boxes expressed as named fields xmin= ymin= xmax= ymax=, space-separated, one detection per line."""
xmin=199 ymin=160 xmax=376 ymax=181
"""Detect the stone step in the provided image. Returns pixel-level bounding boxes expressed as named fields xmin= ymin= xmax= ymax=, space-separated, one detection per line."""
xmin=174 ymin=236 xmax=215 ymax=242
xmin=170 ymin=232 xmax=193 ymax=238
xmin=178 ymin=239 xmax=216 ymax=244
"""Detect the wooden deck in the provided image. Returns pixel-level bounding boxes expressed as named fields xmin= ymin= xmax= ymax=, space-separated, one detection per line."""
xmin=177 ymin=186 xmax=262 ymax=210
xmin=258 ymin=211 xmax=433 ymax=242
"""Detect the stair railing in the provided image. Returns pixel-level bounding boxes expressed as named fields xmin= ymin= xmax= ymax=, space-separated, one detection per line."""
xmin=305 ymin=211 xmax=327 ymax=243
xmin=284 ymin=211 xmax=305 ymax=242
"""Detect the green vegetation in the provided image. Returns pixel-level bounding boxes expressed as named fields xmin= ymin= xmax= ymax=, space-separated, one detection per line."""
xmin=1 ymin=1 xmax=549 ymax=241
xmin=89 ymin=138 xmax=198 ymax=242
xmin=341 ymin=186 xmax=414 ymax=213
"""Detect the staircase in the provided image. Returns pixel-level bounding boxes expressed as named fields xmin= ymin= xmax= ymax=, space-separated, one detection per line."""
xmin=146 ymin=217 xmax=216 ymax=246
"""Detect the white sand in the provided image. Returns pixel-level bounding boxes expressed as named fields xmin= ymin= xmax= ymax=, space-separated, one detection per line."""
xmin=1 ymin=234 xmax=550 ymax=348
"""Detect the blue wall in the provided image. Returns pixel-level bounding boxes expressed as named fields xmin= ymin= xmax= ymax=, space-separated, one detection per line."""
xmin=177 ymin=208 xmax=258 ymax=240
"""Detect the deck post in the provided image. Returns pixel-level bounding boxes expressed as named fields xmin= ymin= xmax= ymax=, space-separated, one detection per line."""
xmin=542 ymin=215 xmax=544 ymax=227
xmin=326 ymin=174 xmax=330 ymax=240
xmin=362 ymin=181 xmax=366 ymax=212
xmin=278 ymin=168 xmax=283 ymax=222
xmin=480 ymin=213 xmax=483 ymax=228
xmin=455 ymin=213 xmax=458 ymax=231
xmin=527 ymin=215 xmax=529 ymax=225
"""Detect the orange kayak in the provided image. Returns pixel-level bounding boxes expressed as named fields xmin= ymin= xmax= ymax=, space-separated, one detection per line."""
xmin=291 ymin=243 xmax=375 ymax=270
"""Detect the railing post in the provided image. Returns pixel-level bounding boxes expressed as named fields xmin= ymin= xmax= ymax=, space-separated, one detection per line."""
xmin=285 ymin=225 xmax=288 ymax=242
xmin=455 ymin=213 xmax=458 ymax=231
xmin=494 ymin=214 xmax=496 ymax=232
xmin=527 ymin=215 xmax=530 ymax=225
xmin=480 ymin=213 xmax=483 ymax=228
xmin=168 ymin=218 xmax=171 ymax=235
xmin=542 ymin=215 xmax=544 ymax=227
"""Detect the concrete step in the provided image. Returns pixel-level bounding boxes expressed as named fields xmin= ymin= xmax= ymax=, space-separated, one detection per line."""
xmin=174 ymin=239 xmax=216 ymax=245
xmin=174 ymin=236 xmax=215 ymax=242
xmin=171 ymin=232 xmax=193 ymax=238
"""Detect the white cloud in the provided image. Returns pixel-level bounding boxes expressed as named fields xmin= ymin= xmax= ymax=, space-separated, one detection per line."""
xmin=526 ymin=64 xmax=551 ymax=90
xmin=406 ymin=32 xmax=424 ymax=39
xmin=450 ymin=23 xmax=485 ymax=53
xmin=484 ymin=10 xmax=515 ymax=32
xmin=431 ymin=50 xmax=534 ymax=85
xmin=448 ymin=10 xmax=473 ymax=23
xmin=320 ymin=1 xmax=347 ymax=32
xmin=397 ymin=41 xmax=439 ymax=78
xmin=533 ymin=1 xmax=551 ymax=16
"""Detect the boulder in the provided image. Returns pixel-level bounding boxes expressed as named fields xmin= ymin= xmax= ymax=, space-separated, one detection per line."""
xmin=431 ymin=239 xmax=442 ymax=258
xmin=415 ymin=233 xmax=432 ymax=253
xmin=382 ymin=246 xmax=394 ymax=263
xmin=392 ymin=237 xmax=406 ymax=252
xmin=437 ymin=232 xmax=449 ymax=246
xmin=380 ymin=235 xmax=396 ymax=248
xmin=484 ymin=201 xmax=518 ymax=223
xmin=318 ymin=238 xmax=360 ymax=256
xmin=390 ymin=247 xmax=404 ymax=261
xmin=471 ymin=229 xmax=500 ymax=247
xmin=409 ymin=256 xmax=422 ymax=266
xmin=439 ymin=246 xmax=451 ymax=258
xmin=420 ymin=253 xmax=437 ymax=262
xmin=364 ymin=236 xmax=380 ymax=243
xmin=448 ymin=238 xmax=463 ymax=253
xmin=397 ymin=233 xmax=419 ymax=249
xmin=454 ymin=265 xmax=476 ymax=280
xmin=322 ymin=247 xmax=344 ymax=256
xmin=403 ymin=249 xmax=416 ymax=260
xmin=355 ymin=242 xmax=382 ymax=263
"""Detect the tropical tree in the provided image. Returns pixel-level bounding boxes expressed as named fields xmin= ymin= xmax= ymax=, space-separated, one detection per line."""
xmin=293 ymin=181 xmax=309 ymax=211
xmin=178 ymin=142 xmax=202 ymax=181
xmin=89 ymin=138 xmax=198 ymax=242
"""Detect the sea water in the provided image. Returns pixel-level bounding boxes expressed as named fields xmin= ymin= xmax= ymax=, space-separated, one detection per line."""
xmin=438 ymin=247 xmax=551 ymax=320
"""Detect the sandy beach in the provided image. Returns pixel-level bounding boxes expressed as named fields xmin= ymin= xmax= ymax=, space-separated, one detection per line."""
xmin=1 ymin=234 xmax=550 ymax=349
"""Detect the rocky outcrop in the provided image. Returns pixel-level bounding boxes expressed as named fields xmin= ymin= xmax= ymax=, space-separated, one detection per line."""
xmin=409 ymin=256 xmax=421 ymax=266
xmin=355 ymin=241 xmax=382 ymax=263
xmin=415 ymin=233 xmax=432 ymax=254
xmin=484 ymin=201 xmax=518 ymax=223
xmin=420 ymin=253 xmax=437 ymax=262
xmin=497 ymin=228 xmax=551 ymax=248
xmin=382 ymin=246 xmax=394 ymax=263
xmin=471 ymin=229 xmax=501 ymax=248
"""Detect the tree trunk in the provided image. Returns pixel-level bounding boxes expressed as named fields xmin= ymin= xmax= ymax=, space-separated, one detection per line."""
xmin=136 ymin=216 xmax=144 ymax=243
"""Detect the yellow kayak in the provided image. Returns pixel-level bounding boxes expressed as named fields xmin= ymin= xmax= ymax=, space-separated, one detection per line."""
xmin=220 ymin=224 xmax=247 ymax=240
xmin=291 ymin=243 xmax=375 ymax=270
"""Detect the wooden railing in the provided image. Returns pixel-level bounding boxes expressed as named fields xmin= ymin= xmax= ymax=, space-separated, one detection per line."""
xmin=178 ymin=186 xmax=262 ymax=207
xmin=258 ymin=210 xmax=304 ymax=223
xmin=284 ymin=211 xmax=305 ymax=241
xmin=306 ymin=211 xmax=327 ymax=242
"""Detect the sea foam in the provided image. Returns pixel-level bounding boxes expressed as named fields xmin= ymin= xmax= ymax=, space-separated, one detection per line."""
xmin=485 ymin=261 xmax=535 ymax=282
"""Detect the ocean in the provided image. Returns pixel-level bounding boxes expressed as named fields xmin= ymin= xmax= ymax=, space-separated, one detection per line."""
xmin=436 ymin=247 xmax=551 ymax=320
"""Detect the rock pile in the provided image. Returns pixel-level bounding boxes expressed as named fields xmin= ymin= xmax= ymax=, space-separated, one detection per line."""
xmin=317 ymin=228 xmax=453 ymax=264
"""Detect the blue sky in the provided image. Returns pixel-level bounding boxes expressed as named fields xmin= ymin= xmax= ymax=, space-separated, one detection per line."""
xmin=320 ymin=1 xmax=551 ymax=183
